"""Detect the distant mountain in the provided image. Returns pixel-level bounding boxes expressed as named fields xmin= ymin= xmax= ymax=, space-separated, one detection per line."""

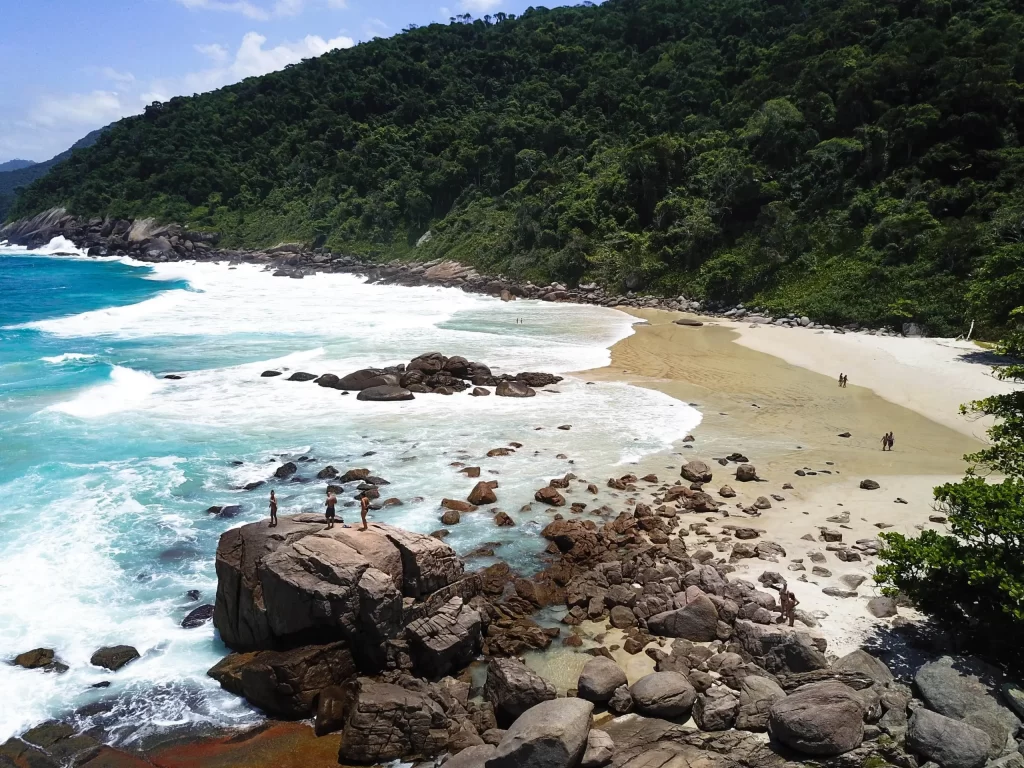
xmin=0 ymin=127 xmax=107 ymax=221
xmin=0 ymin=159 xmax=36 ymax=173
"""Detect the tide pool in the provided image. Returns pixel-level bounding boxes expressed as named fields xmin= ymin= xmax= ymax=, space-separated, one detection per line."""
xmin=0 ymin=243 xmax=700 ymax=744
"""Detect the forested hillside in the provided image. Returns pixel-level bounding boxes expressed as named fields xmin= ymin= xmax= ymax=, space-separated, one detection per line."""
xmin=0 ymin=127 xmax=106 ymax=221
xmin=12 ymin=0 xmax=1024 ymax=335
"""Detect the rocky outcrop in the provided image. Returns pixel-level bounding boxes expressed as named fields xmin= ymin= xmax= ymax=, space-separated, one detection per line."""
xmin=914 ymin=655 xmax=1020 ymax=754
xmin=577 ymin=657 xmax=628 ymax=704
xmin=212 ymin=516 xmax=469 ymax=672
xmin=485 ymin=699 xmax=593 ymax=768
xmin=768 ymin=681 xmax=865 ymax=755
xmin=90 ymin=645 xmax=140 ymax=671
xmin=907 ymin=708 xmax=991 ymax=768
xmin=681 ymin=460 xmax=713 ymax=483
xmin=485 ymin=658 xmax=556 ymax=726
xmin=405 ymin=597 xmax=482 ymax=679
xmin=495 ymin=381 xmax=536 ymax=398
xmin=629 ymin=672 xmax=698 ymax=719
xmin=735 ymin=675 xmax=787 ymax=731
xmin=357 ymin=385 xmax=415 ymax=401
xmin=337 ymin=678 xmax=449 ymax=764
xmin=208 ymin=641 xmax=356 ymax=718
xmin=646 ymin=588 xmax=719 ymax=642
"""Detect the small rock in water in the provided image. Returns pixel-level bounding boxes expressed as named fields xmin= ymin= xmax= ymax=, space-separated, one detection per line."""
xmin=181 ymin=604 xmax=215 ymax=629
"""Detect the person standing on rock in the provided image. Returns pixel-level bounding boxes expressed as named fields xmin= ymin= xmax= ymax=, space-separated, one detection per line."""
xmin=779 ymin=587 xmax=799 ymax=627
xmin=360 ymin=493 xmax=370 ymax=531
xmin=325 ymin=489 xmax=338 ymax=529
xmin=268 ymin=490 xmax=278 ymax=527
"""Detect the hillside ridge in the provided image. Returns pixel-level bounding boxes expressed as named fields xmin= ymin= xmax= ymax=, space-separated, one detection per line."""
xmin=10 ymin=0 xmax=1024 ymax=337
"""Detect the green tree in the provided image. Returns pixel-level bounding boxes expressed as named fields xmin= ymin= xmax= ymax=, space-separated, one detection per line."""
xmin=876 ymin=315 xmax=1024 ymax=666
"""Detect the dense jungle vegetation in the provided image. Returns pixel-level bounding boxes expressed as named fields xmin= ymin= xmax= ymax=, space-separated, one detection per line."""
xmin=11 ymin=0 xmax=1024 ymax=335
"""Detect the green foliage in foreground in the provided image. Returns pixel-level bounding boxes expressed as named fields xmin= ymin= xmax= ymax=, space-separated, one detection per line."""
xmin=11 ymin=0 xmax=1024 ymax=335
xmin=877 ymin=317 xmax=1024 ymax=667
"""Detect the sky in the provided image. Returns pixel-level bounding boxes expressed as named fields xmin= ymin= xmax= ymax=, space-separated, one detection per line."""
xmin=0 ymin=0 xmax=587 ymax=164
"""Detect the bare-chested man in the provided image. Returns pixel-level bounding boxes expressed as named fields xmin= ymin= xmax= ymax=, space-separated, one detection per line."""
xmin=269 ymin=490 xmax=278 ymax=527
xmin=325 ymin=489 xmax=337 ymax=529
xmin=360 ymin=494 xmax=370 ymax=531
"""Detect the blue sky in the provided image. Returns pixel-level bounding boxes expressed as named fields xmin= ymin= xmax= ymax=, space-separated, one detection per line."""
xmin=0 ymin=0 xmax=587 ymax=164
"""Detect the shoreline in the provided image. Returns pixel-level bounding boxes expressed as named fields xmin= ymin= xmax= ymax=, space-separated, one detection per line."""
xmin=3 ymin=245 xmax=1022 ymax=767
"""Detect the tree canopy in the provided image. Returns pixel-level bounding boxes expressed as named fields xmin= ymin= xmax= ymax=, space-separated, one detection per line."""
xmin=11 ymin=0 xmax=1024 ymax=335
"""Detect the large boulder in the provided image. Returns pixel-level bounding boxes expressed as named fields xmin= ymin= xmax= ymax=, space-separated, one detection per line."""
xmin=338 ymin=369 xmax=398 ymax=390
xmin=629 ymin=672 xmax=698 ymax=719
xmin=907 ymin=708 xmax=991 ymax=768
xmin=694 ymin=685 xmax=739 ymax=731
xmin=647 ymin=589 xmax=719 ymax=642
xmin=768 ymin=681 xmax=865 ymax=756
xmin=405 ymin=598 xmax=481 ymax=679
xmin=90 ymin=645 xmax=140 ymax=671
xmin=485 ymin=699 xmax=593 ymax=768
xmin=581 ymin=729 xmax=613 ymax=768
xmin=212 ymin=517 xmax=466 ymax=666
xmin=357 ymin=385 xmax=415 ymax=401
xmin=832 ymin=649 xmax=893 ymax=685
xmin=338 ymin=679 xmax=449 ymax=764
xmin=448 ymin=744 xmax=499 ymax=768
xmin=208 ymin=641 xmax=356 ymax=718
xmin=736 ymin=675 xmax=787 ymax=731
xmin=915 ymin=656 xmax=1020 ymax=753
xmin=408 ymin=352 xmax=448 ymax=375
xmin=468 ymin=481 xmax=499 ymax=506
xmin=577 ymin=657 xmax=628 ymax=704
xmin=495 ymin=381 xmax=536 ymax=398
xmin=762 ymin=635 xmax=829 ymax=675
xmin=681 ymin=460 xmax=713 ymax=484
xmin=485 ymin=658 xmax=556 ymax=726
xmin=736 ymin=464 xmax=758 ymax=482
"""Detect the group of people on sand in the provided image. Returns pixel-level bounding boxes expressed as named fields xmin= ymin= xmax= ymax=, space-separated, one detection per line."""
xmin=837 ymin=372 xmax=897 ymax=451
xmin=267 ymin=488 xmax=371 ymax=530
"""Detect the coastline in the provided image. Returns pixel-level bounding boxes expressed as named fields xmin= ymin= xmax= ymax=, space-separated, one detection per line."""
xmin=4 ymin=246 xmax=1023 ymax=767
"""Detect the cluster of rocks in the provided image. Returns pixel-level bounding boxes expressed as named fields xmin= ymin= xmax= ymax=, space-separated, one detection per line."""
xmin=262 ymin=351 xmax=562 ymax=401
xmin=1 ymin=210 xmax=919 ymax=336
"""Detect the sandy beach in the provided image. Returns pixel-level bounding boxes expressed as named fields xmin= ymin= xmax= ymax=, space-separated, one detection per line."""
xmin=568 ymin=308 xmax=1020 ymax=670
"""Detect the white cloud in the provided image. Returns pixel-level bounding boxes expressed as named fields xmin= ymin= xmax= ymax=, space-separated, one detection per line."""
xmin=440 ymin=6 xmax=452 ymax=18
xmin=195 ymin=43 xmax=230 ymax=62
xmin=30 ymin=90 xmax=130 ymax=128
xmin=175 ymin=0 xmax=346 ymax=18
xmin=144 ymin=30 xmax=355 ymax=101
xmin=176 ymin=0 xmax=273 ymax=21
xmin=102 ymin=68 xmax=136 ymax=85
xmin=460 ymin=0 xmax=501 ymax=11
xmin=7 ymin=30 xmax=355 ymax=161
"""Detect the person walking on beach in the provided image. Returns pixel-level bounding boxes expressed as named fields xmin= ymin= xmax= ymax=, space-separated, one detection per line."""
xmin=881 ymin=432 xmax=893 ymax=451
xmin=325 ymin=488 xmax=338 ymax=529
xmin=888 ymin=432 xmax=895 ymax=451
xmin=842 ymin=374 xmax=848 ymax=388
xmin=360 ymin=493 xmax=371 ymax=531
xmin=838 ymin=373 xmax=844 ymax=387
xmin=268 ymin=490 xmax=278 ymax=528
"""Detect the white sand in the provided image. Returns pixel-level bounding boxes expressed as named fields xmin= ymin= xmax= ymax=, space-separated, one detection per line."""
xmin=726 ymin=323 xmax=1020 ymax=440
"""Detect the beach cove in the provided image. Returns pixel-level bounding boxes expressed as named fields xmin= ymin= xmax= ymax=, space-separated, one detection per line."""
xmin=1 ymin=241 xmax=1021 ymax=767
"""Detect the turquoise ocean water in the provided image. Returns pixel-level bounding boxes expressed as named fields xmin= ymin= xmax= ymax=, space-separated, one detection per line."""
xmin=0 ymin=240 xmax=700 ymax=744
